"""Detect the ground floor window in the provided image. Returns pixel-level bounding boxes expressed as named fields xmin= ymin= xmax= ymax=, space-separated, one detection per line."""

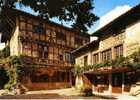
xmin=31 ymin=71 xmax=70 ymax=83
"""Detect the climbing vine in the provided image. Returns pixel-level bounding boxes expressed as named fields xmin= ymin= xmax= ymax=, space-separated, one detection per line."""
xmin=0 ymin=56 xmax=23 ymax=90
xmin=73 ymin=49 xmax=140 ymax=76
xmin=0 ymin=45 xmax=10 ymax=58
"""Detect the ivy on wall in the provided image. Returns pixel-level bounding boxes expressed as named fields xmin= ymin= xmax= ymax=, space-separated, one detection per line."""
xmin=0 ymin=46 xmax=10 ymax=58
xmin=0 ymin=56 xmax=23 ymax=90
xmin=73 ymin=49 xmax=140 ymax=76
xmin=0 ymin=67 xmax=9 ymax=89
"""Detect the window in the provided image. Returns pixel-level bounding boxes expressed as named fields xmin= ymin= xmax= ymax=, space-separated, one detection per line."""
xmin=43 ymin=46 xmax=48 ymax=59
xmin=34 ymin=24 xmax=45 ymax=34
xmin=93 ymin=53 xmax=99 ymax=64
xmin=23 ymin=42 xmax=31 ymax=56
xmin=70 ymin=54 xmax=75 ymax=64
xmin=59 ymin=49 xmax=63 ymax=61
xmin=59 ymin=54 xmax=63 ymax=61
xmin=114 ymin=45 xmax=123 ymax=58
xmin=38 ymin=45 xmax=43 ymax=58
xmin=56 ymin=32 xmax=66 ymax=40
xmin=84 ymin=56 xmax=88 ymax=66
xmin=38 ymin=45 xmax=48 ymax=59
xmin=101 ymin=49 xmax=112 ymax=62
xmin=64 ymin=52 xmax=71 ymax=62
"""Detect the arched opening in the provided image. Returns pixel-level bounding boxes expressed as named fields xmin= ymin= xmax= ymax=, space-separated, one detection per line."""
xmin=0 ymin=67 xmax=9 ymax=89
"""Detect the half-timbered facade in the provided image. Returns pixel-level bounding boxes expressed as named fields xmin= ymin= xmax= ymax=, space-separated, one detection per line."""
xmin=1 ymin=8 xmax=90 ymax=90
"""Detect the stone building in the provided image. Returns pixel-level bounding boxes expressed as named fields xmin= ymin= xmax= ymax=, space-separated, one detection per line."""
xmin=72 ymin=4 xmax=140 ymax=93
xmin=0 ymin=8 xmax=90 ymax=90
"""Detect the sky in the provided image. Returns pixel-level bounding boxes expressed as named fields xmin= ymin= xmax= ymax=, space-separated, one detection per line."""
xmin=89 ymin=0 xmax=140 ymax=33
xmin=15 ymin=0 xmax=140 ymax=34
xmin=0 ymin=0 xmax=140 ymax=47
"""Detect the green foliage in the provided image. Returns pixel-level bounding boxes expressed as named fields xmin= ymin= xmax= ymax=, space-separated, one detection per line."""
xmin=0 ymin=56 xmax=23 ymax=91
xmin=0 ymin=46 xmax=10 ymax=58
xmin=82 ymin=88 xmax=93 ymax=96
xmin=80 ymin=85 xmax=93 ymax=96
xmin=111 ymin=56 xmax=129 ymax=67
xmin=73 ymin=64 xmax=84 ymax=76
xmin=0 ymin=67 xmax=9 ymax=89
xmin=0 ymin=0 xmax=99 ymax=33
xmin=73 ymin=50 xmax=140 ymax=74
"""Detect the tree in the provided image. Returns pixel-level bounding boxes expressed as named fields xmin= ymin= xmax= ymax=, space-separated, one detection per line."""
xmin=0 ymin=0 xmax=99 ymax=33
xmin=0 ymin=67 xmax=9 ymax=89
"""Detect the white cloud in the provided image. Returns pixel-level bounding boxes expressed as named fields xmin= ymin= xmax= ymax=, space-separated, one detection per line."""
xmin=95 ymin=5 xmax=131 ymax=31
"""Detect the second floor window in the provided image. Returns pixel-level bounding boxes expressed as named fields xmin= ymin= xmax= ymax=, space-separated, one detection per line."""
xmin=34 ymin=24 xmax=45 ymax=34
xmin=39 ymin=45 xmax=48 ymax=59
xmin=101 ymin=49 xmax=112 ymax=62
xmin=93 ymin=53 xmax=99 ymax=64
xmin=43 ymin=46 xmax=48 ymax=58
xmin=63 ymin=52 xmax=74 ymax=63
xmin=114 ymin=45 xmax=123 ymax=58
xmin=84 ymin=56 xmax=88 ymax=66
xmin=59 ymin=54 xmax=63 ymax=61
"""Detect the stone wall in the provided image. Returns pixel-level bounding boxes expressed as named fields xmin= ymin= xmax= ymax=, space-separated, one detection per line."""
xmin=75 ymin=21 xmax=140 ymax=67
xmin=75 ymin=52 xmax=92 ymax=66
xmin=124 ymin=21 xmax=140 ymax=57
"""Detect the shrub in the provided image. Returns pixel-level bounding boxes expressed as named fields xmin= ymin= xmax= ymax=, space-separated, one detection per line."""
xmin=80 ymin=85 xmax=93 ymax=96
xmin=0 ymin=46 xmax=10 ymax=58
xmin=82 ymin=88 xmax=93 ymax=96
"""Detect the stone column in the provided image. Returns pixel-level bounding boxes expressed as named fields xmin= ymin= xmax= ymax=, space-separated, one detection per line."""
xmin=108 ymin=73 xmax=112 ymax=93
xmin=90 ymin=51 xmax=92 ymax=65
xmin=99 ymin=52 xmax=101 ymax=63
xmin=112 ymin=47 xmax=115 ymax=60
xmin=75 ymin=75 xmax=84 ymax=89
